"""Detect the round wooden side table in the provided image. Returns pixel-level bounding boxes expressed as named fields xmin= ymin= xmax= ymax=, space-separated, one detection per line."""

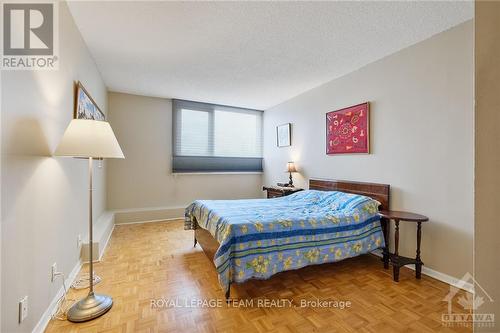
xmin=378 ymin=210 xmax=429 ymax=282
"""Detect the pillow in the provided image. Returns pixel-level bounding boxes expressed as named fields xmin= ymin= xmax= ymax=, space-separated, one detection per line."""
xmin=335 ymin=192 xmax=381 ymax=212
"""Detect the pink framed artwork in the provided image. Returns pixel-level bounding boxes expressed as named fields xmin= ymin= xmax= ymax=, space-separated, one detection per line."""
xmin=326 ymin=102 xmax=370 ymax=155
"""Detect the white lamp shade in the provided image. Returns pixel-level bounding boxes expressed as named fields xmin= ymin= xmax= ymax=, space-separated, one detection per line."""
xmin=55 ymin=119 xmax=124 ymax=159
xmin=286 ymin=161 xmax=297 ymax=173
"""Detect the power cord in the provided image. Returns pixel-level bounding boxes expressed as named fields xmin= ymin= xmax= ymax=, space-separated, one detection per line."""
xmin=51 ymin=271 xmax=102 ymax=321
xmin=51 ymin=271 xmax=75 ymax=321
xmin=71 ymin=273 xmax=102 ymax=290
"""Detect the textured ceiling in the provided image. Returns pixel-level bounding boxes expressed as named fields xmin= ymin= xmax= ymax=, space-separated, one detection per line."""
xmin=68 ymin=1 xmax=473 ymax=110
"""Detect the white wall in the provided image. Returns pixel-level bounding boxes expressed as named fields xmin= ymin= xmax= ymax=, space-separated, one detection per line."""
xmin=107 ymin=92 xmax=263 ymax=221
xmin=475 ymin=2 xmax=500 ymax=329
xmin=1 ymin=3 xmax=108 ymax=332
xmin=263 ymin=21 xmax=473 ymax=279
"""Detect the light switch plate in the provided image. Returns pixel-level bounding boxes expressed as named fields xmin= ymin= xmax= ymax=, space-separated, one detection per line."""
xmin=51 ymin=263 xmax=57 ymax=282
xmin=19 ymin=296 xmax=28 ymax=323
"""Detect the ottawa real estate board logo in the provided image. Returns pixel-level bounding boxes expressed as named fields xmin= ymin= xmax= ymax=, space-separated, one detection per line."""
xmin=443 ymin=272 xmax=495 ymax=328
xmin=1 ymin=1 xmax=59 ymax=70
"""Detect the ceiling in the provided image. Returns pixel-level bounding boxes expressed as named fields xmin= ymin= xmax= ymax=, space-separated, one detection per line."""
xmin=67 ymin=1 xmax=473 ymax=110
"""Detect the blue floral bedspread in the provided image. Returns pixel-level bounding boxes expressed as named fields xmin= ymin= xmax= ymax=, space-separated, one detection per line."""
xmin=185 ymin=190 xmax=385 ymax=293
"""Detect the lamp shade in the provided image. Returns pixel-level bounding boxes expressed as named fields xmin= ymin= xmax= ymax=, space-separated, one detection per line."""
xmin=55 ymin=119 xmax=124 ymax=159
xmin=286 ymin=161 xmax=297 ymax=173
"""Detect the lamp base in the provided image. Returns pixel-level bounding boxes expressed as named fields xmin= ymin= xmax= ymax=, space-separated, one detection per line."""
xmin=67 ymin=293 xmax=113 ymax=322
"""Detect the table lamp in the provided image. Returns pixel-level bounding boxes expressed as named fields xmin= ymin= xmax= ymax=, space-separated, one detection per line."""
xmin=55 ymin=119 xmax=124 ymax=322
xmin=286 ymin=161 xmax=297 ymax=187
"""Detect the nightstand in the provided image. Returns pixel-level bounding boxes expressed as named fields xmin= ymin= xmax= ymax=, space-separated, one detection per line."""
xmin=262 ymin=186 xmax=303 ymax=198
xmin=378 ymin=210 xmax=429 ymax=282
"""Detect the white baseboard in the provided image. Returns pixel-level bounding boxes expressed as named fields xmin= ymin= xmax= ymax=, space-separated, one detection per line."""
xmin=371 ymin=249 xmax=474 ymax=293
xmin=114 ymin=217 xmax=184 ymax=225
xmin=415 ymin=265 xmax=474 ymax=294
xmin=113 ymin=206 xmax=185 ymax=224
xmin=80 ymin=211 xmax=115 ymax=262
xmin=99 ymin=224 xmax=115 ymax=261
xmin=32 ymin=259 xmax=82 ymax=333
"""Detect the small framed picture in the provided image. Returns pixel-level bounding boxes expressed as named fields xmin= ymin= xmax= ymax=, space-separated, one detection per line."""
xmin=277 ymin=123 xmax=291 ymax=147
xmin=74 ymin=81 xmax=105 ymax=121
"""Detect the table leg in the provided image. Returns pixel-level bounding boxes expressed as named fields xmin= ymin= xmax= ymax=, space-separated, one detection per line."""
xmin=393 ymin=219 xmax=400 ymax=282
xmin=415 ymin=222 xmax=422 ymax=279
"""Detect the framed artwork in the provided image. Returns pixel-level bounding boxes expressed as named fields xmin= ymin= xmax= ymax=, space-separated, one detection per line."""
xmin=277 ymin=123 xmax=291 ymax=147
xmin=326 ymin=102 xmax=370 ymax=154
xmin=74 ymin=81 xmax=105 ymax=121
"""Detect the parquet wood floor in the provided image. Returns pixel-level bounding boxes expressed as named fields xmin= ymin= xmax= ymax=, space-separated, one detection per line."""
xmin=45 ymin=220 xmax=472 ymax=333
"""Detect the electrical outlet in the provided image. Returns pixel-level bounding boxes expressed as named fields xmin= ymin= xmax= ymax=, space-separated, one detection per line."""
xmin=77 ymin=234 xmax=82 ymax=248
xmin=51 ymin=263 xmax=57 ymax=282
xmin=19 ymin=296 xmax=28 ymax=323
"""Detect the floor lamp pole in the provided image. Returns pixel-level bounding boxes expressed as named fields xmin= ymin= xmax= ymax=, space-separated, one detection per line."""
xmin=67 ymin=157 xmax=113 ymax=322
xmin=88 ymin=157 xmax=94 ymax=295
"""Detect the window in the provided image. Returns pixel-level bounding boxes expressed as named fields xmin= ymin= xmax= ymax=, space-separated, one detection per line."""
xmin=173 ymin=99 xmax=263 ymax=172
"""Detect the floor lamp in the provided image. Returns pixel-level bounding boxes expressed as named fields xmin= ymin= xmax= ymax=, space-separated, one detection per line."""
xmin=55 ymin=119 xmax=124 ymax=322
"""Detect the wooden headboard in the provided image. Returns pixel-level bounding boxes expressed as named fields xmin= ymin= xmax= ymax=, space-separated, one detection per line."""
xmin=309 ymin=179 xmax=390 ymax=211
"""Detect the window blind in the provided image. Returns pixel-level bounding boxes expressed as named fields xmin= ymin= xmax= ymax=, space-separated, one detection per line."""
xmin=172 ymin=99 xmax=263 ymax=172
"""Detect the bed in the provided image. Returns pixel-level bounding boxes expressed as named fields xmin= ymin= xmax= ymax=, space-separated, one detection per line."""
xmin=185 ymin=179 xmax=390 ymax=299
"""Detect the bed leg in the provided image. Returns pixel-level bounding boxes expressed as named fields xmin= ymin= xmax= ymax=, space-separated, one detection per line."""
xmin=194 ymin=234 xmax=197 ymax=248
xmin=381 ymin=217 xmax=390 ymax=269
xmin=225 ymin=284 xmax=231 ymax=303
